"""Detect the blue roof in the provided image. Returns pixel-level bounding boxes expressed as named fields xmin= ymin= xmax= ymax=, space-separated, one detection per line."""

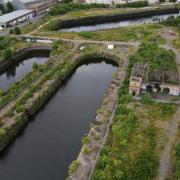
xmin=0 ymin=10 xmax=34 ymax=23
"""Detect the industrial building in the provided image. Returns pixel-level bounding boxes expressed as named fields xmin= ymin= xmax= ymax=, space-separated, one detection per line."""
xmin=0 ymin=9 xmax=35 ymax=28
xmin=129 ymin=62 xmax=180 ymax=96
xmin=0 ymin=0 xmax=59 ymax=14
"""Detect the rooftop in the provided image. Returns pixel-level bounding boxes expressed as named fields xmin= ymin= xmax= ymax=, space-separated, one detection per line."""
xmin=0 ymin=10 xmax=34 ymax=23
xmin=131 ymin=62 xmax=149 ymax=80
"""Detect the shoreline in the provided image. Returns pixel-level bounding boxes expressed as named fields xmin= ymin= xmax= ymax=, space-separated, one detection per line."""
xmin=0 ymin=45 xmax=52 ymax=72
xmin=57 ymin=7 xmax=179 ymax=30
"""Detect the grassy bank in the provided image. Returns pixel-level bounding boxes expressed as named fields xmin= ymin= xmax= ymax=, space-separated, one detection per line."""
xmin=35 ymin=24 xmax=165 ymax=44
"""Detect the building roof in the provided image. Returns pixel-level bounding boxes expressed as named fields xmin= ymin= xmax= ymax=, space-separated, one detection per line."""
xmin=0 ymin=10 xmax=34 ymax=23
xmin=131 ymin=62 xmax=149 ymax=80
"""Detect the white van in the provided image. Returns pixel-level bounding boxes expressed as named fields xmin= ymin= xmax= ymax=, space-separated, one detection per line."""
xmin=0 ymin=26 xmax=4 ymax=32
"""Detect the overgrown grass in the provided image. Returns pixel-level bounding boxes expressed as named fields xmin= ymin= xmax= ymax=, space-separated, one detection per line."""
xmin=37 ymin=24 xmax=165 ymax=44
xmin=131 ymin=42 xmax=176 ymax=71
xmin=91 ymin=43 xmax=177 ymax=180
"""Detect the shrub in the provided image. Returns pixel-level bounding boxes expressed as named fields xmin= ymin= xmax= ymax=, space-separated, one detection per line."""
xmin=68 ymin=160 xmax=79 ymax=175
xmin=141 ymin=93 xmax=154 ymax=104
xmin=0 ymin=128 xmax=6 ymax=141
xmin=9 ymin=29 xmax=14 ymax=34
xmin=43 ymin=21 xmax=59 ymax=31
xmin=82 ymin=136 xmax=90 ymax=145
xmin=16 ymin=105 xmax=24 ymax=113
xmin=116 ymin=1 xmax=148 ymax=8
xmin=32 ymin=62 xmax=39 ymax=70
xmin=83 ymin=146 xmax=91 ymax=154
xmin=132 ymin=150 xmax=159 ymax=180
xmin=14 ymin=27 xmax=21 ymax=35
xmin=3 ymin=48 xmax=14 ymax=60
xmin=91 ymin=170 xmax=106 ymax=180
xmin=6 ymin=2 xmax=13 ymax=13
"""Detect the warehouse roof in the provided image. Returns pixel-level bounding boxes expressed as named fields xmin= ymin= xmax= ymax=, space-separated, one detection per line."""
xmin=0 ymin=10 xmax=34 ymax=23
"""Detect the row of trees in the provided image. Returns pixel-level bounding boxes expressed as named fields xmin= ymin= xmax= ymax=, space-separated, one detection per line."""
xmin=0 ymin=2 xmax=14 ymax=14
xmin=116 ymin=1 xmax=148 ymax=8
xmin=162 ymin=15 xmax=180 ymax=27
xmin=49 ymin=3 xmax=110 ymax=15
xmin=49 ymin=2 xmax=150 ymax=16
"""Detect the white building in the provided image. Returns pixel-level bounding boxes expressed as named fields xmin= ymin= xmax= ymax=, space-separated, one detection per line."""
xmin=84 ymin=0 xmax=148 ymax=4
xmin=0 ymin=9 xmax=35 ymax=28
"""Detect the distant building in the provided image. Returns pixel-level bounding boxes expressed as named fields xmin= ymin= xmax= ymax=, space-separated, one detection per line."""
xmin=129 ymin=62 xmax=180 ymax=96
xmin=84 ymin=0 xmax=151 ymax=4
xmin=0 ymin=0 xmax=59 ymax=14
xmin=0 ymin=9 xmax=35 ymax=28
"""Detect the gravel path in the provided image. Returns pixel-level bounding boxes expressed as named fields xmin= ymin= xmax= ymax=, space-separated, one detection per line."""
xmin=157 ymin=107 xmax=180 ymax=180
xmin=18 ymin=35 xmax=141 ymax=47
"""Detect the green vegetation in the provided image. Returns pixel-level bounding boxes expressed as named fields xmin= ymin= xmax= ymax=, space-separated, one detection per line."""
xmin=39 ymin=23 xmax=165 ymax=44
xmin=141 ymin=93 xmax=155 ymax=104
xmin=92 ymin=80 xmax=160 ymax=180
xmin=68 ymin=160 xmax=79 ymax=176
xmin=0 ymin=3 xmax=4 ymax=14
xmin=162 ymin=16 xmax=180 ymax=27
xmin=91 ymin=43 xmax=177 ymax=180
xmin=131 ymin=43 xmax=176 ymax=71
xmin=6 ymin=2 xmax=14 ymax=13
xmin=2 ymin=48 xmax=14 ymax=60
xmin=49 ymin=3 xmax=110 ymax=16
xmin=116 ymin=1 xmax=149 ymax=8
xmin=14 ymin=27 xmax=21 ymax=35
xmin=173 ymin=143 xmax=180 ymax=179
xmin=0 ymin=37 xmax=17 ymax=60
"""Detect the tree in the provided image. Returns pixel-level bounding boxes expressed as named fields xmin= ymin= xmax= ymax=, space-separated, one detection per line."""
xmin=14 ymin=27 xmax=21 ymax=35
xmin=3 ymin=48 xmax=14 ymax=60
xmin=7 ymin=2 xmax=14 ymax=13
xmin=0 ymin=4 xmax=4 ymax=14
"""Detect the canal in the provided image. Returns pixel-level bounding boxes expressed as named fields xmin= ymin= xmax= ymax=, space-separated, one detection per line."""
xmin=0 ymin=53 xmax=49 ymax=90
xmin=60 ymin=11 xmax=180 ymax=32
xmin=0 ymin=61 xmax=117 ymax=180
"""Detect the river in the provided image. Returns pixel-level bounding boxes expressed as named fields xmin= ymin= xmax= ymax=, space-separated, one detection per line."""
xmin=0 ymin=61 xmax=117 ymax=180
xmin=60 ymin=11 xmax=180 ymax=32
xmin=0 ymin=53 xmax=49 ymax=90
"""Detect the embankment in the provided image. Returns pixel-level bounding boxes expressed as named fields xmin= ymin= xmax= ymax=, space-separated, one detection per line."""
xmin=0 ymin=54 xmax=120 ymax=153
xmin=0 ymin=46 xmax=51 ymax=72
xmin=57 ymin=7 xmax=179 ymax=30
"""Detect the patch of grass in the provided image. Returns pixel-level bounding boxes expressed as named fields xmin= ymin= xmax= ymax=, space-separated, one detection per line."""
xmin=38 ymin=23 xmax=165 ymax=44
